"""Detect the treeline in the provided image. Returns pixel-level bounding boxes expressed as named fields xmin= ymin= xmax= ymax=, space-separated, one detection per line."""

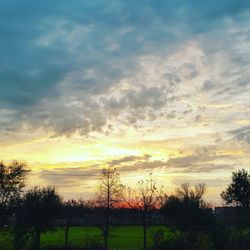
xmin=0 ymin=161 xmax=250 ymax=250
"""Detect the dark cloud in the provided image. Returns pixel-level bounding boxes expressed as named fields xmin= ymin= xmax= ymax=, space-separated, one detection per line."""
xmin=107 ymin=154 xmax=151 ymax=167
xmin=34 ymin=167 xmax=100 ymax=189
xmin=103 ymin=148 xmax=237 ymax=174
xmin=118 ymin=160 xmax=168 ymax=173
xmin=166 ymin=147 xmax=237 ymax=173
xmin=230 ymin=126 xmax=250 ymax=144
xmin=167 ymin=155 xmax=199 ymax=168
xmin=200 ymin=80 xmax=215 ymax=92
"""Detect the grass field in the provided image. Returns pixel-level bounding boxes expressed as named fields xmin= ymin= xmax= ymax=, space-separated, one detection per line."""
xmin=0 ymin=226 xmax=172 ymax=250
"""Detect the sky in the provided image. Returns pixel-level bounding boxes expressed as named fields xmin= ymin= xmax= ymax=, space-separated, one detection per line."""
xmin=0 ymin=0 xmax=250 ymax=204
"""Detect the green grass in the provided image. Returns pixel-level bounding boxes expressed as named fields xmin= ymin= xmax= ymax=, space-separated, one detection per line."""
xmin=0 ymin=226 xmax=172 ymax=250
xmin=2 ymin=226 xmax=249 ymax=249
xmin=41 ymin=226 xmax=171 ymax=249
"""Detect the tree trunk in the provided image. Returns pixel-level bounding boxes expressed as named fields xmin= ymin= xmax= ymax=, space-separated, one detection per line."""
xmin=104 ymin=205 xmax=110 ymax=250
xmin=104 ymin=228 xmax=109 ymax=250
xmin=186 ymin=220 xmax=194 ymax=250
xmin=142 ymin=212 xmax=147 ymax=250
xmin=64 ymin=226 xmax=69 ymax=249
xmin=34 ymin=230 xmax=41 ymax=250
xmin=238 ymin=228 xmax=243 ymax=250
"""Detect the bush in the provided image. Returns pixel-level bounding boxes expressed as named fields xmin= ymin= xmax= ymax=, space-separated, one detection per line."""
xmin=0 ymin=229 xmax=12 ymax=250
xmin=151 ymin=229 xmax=165 ymax=247
xmin=151 ymin=231 xmax=214 ymax=250
xmin=12 ymin=227 xmax=34 ymax=250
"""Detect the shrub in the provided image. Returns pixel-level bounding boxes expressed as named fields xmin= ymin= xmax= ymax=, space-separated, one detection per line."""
xmin=151 ymin=231 xmax=214 ymax=250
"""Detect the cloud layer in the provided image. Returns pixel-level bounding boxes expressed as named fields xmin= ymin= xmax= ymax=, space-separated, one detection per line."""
xmin=0 ymin=0 xmax=250 ymax=140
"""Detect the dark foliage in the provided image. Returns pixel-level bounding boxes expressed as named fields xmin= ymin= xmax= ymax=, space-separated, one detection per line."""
xmin=151 ymin=231 xmax=214 ymax=250
xmin=161 ymin=183 xmax=215 ymax=233
xmin=12 ymin=226 xmax=34 ymax=250
xmin=15 ymin=186 xmax=62 ymax=250
xmin=221 ymin=169 xmax=250 ymax=207
xmin=0 ymin=161 xmax=29 ymax=226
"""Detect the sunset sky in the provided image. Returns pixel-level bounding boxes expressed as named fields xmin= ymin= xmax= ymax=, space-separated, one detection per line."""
xmin=0 ymin=1 xmax=250 ymax=204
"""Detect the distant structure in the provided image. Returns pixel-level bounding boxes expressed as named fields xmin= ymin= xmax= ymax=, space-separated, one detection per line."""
xmin=215 ymin=206 xmax=250 ymax=226
xmin=215 ymin=207 xmax=237 ymax=219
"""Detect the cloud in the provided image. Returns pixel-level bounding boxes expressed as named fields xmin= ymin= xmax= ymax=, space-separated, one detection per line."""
xmin=200 ymin=80 xmax=215 ymax=92
xmin=0 ymin=0 xmax=250 ymax=141
xmin=230 ymin=126 xmax=250 ymax=144
xmin=102 ymin=148 xmax=237 ymax=174
xmin=118 ymin=160 xmax=168 ymax=173
xmin=107 ymin=154 xmax=151 ymax=167
xmin=166 ymin=147 xmax=237 ymax=173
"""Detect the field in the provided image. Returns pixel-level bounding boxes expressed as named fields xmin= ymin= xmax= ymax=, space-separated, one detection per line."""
xmin=0 ymin=226 xmax=172 ymax=250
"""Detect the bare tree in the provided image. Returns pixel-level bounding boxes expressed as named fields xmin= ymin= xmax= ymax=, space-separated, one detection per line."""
xmin=96 ymin=167 xmax=122 ymax=250
xmin=122 ymin=173 xmax=163 ymax=250
xmin=176 ymin=182 xmax=206 ymax=202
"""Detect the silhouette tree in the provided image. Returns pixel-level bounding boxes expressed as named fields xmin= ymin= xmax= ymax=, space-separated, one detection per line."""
xmin=0 ymin=160 xmax=29 ymax=226
xmin=61 ymin=199 xmax=78 ymax=249
xmin=96 ymin=167 xmax=122 ymax=250
xmin=175 ymin=182 xmax=206 ymax=201
xmin=16 ymin=186 xmax=62 ymax=250
xmin=221 ymin=169 xmax=250 ymax=250
xmin=161 ymin=183 xmax=214 ymax=250
xmin=162 ymin=183 xmax=213 ymax=230
xmin=122 ymin=173 xmax=163 ymax=250
xmin=221 ymin=169 xmax=250 ymax=207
